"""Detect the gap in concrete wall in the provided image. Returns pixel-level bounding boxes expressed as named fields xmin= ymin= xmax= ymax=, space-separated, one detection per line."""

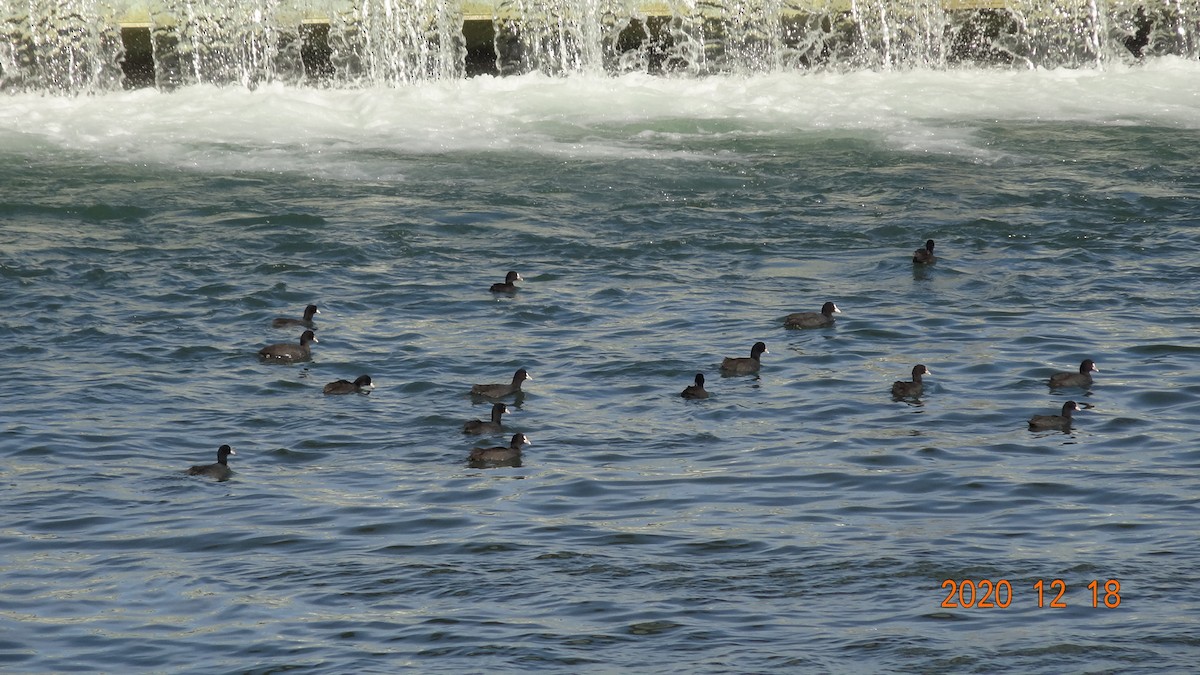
xmin=618 ymin=17 xmax=676 ymax=73
xmin=300 ymin=23 xmax=336 ymax=81
xmin=464 ymin=19 xmax=498 ymax=76
xmin=120 ymin=27 xmax=155 ymax=88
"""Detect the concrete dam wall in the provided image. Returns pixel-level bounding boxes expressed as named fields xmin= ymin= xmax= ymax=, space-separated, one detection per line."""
xmin=1 ymin=0 xmax=1192 ymax=92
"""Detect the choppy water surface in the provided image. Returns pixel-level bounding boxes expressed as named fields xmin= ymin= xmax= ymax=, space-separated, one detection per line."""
xmin=2 ymin=65 xmax=1200 ymax=672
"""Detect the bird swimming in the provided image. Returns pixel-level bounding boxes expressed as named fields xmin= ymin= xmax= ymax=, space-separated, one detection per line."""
xmin=463 ymin=403 xmax=510 ymax=435
xmin=1049 ymin=359 xmax=1098 ymax=389
xmin=469 ymin=433 xmax=530 ymax=464
xmin=490 ymin=271 xmax=523 ymax=293
xmin=720 ymin=342 xmax=767 ymax=375
xmin=681 ymin=373 xmax=708 ymax=399
xmin=272 ymin=304 xmax=319 ymax=329
xmin=783 ymin=301 xmax=840 ymax=329
xmin=186 ymin=445 xmax=236 ymax=481
xmin=891 ymin=364 xmax=930 ymax=399
xmin=323 ymin=374 xmax=373 ymax=395
xmin=471 ymin=368 xmax=531 ymax=398
xmin=1029 ymin=401 xmax=1081 ymax=431
xmin=258 ymin=330 xmax=317 ymax=363
xmin=913 ymin=239 xmax=936 ymax=264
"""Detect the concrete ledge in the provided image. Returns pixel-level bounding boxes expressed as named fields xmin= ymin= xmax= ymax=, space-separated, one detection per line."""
xmin=2 ymin=0 xmax=1165 ymax=91
xmin=111 ymin=0 xmax=1031 ymax=28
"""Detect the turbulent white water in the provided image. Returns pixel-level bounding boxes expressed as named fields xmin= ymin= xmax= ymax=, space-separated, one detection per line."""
xmin=2 ymin=61 xmax=1198 ymax=180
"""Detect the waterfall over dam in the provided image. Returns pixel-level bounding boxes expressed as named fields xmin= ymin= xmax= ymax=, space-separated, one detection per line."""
xmin=1 ymin=0 xmax=1195 ymax=92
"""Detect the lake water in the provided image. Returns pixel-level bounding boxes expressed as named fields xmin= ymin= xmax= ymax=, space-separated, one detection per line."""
xmin=2 ymin=62 xmax=1200 ymax=672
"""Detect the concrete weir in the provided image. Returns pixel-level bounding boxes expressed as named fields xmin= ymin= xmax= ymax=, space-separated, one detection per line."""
xmin=0 ymin=0 xmax=1188 ymax=91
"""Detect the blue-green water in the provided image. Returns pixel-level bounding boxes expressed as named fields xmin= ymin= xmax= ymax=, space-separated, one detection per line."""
xmin=2 ymin=66 xmax=1199 ymax=673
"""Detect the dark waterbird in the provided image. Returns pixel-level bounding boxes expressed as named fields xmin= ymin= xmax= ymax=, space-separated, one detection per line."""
xmin=1048 ymin=359 xmax=1098 ymax=389
xmin=272 ymin=304 xmax=319 ymax=329
xmin=720 ymin=342 xmax=767 ymax=375
xmin=891 ymin=364 xmax=931 ymax=399
xmin=469 ymin=433 xmax=530 ymax=464
xmin=913 ymin=239 xmax=936 ymax=264
xmin=489 ymin=270 xmax=523 ymax=293
xmin=471 ymin=368 xmax=530 ymax=398
xmin=324 ymin=374 xmax=373 ymax=395
xmin=681 ymin=373 xmax=708 ymax=399
xmin=463 ymin=403 xmax=510 ymax=434
xmin=783 ymin=301 xmax=840 ymax=329
xmin=1029 ymin=401 xmax=1080 ymax=431
xmin=258 ymin=330 xmax=317 ymax=363
xmin=186 ymin=445 xmax=236 ymax=481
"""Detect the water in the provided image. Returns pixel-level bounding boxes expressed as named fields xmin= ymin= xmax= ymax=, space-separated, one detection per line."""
xmin=3 ymin=63 xmax=1200 ymax=672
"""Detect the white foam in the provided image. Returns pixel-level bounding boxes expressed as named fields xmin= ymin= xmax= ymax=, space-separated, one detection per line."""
xmin=2 ymin=60 xmax=1198 ymax=180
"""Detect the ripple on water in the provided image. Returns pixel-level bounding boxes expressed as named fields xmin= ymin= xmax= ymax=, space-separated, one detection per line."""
xmin=3 ymin=94 xmax=1200 ymax=673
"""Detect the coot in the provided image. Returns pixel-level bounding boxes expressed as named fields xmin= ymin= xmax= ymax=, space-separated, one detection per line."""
xmin=489 ymin=271 xmax=523 ymax=293
xmin=463 ymin=403 xmax=510 ymax=434
xmin=324 ymin=374 xmax=373 ymax=395
xmin=258 ymin=330 xmax=317 ymax=363
xmin=471 ymin=368 xmax=531 ymax=398
xmin=913 ymin=239 xmax=936 ymax=264
xmin=1049 ymin=359 xmax=1098 ymax=389
xmin=187 ymin=445 xmax=236 ymax=481
xmin=469 ymin=433 xmax=530 ymax=464
xmin=1029 ymin=401 xmax=1080 ymax=431
xmin=891 ymin=364 xmax=931 ymax=399
xmin=272 ymin=304 xmax=319 ymax=329
xmin=681 ymin=373 xmax=708 ymax=399
xmin=720 ymin=342 xmax=767 ymax=375
xmin=783 ymin=301 xmax=840 ymax=329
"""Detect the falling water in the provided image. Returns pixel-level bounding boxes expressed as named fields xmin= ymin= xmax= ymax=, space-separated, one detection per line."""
xmin=329 ymin=0 xmax=467 ymax=84
xmin=0 ymin=0 xmax=124 ymax=91
xmin=0 ymin=0 xmax=1197 ymax=91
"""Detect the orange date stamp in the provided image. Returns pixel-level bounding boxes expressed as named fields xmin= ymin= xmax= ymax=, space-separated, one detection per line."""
xmin=940 ymin=579 xmax=1122 ymax=609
